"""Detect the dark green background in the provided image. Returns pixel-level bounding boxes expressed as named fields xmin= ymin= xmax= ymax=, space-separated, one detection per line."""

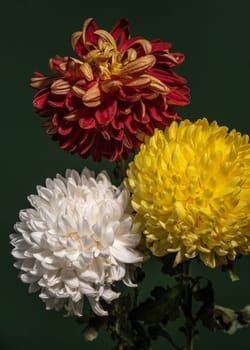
xmin=1 ymin=0 xmax=250 ymax=349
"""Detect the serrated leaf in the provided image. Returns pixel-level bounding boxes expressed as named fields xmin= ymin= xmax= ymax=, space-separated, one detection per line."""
xmin=131 ymin=285 xmax=183 ymax=324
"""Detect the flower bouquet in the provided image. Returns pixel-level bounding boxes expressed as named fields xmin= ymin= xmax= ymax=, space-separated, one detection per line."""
xmin=10 ymin=18 xmax=250 ymax=350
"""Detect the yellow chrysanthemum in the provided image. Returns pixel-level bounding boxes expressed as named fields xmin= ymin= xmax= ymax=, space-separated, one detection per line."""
xmin=126 ymin=118 xmax=250 ymax=268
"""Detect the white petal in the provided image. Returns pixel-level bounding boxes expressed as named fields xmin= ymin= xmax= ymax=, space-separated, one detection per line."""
xmin=57 ymin=215 xmax=74 ymax=234
xmin=28 ymin=195 xmax=48 ymax=210
xmin=30 ymin=232 xmax=44 ymax=245
xmin=12 ymin=240 xmax=29 ymax=251
xmin=61 ymin=269 xmax=79 ymax=289
xmin=38 ymin=206 xmax=56 ymax=225
xmin=88 ymin=298 xmax=108 ymax=316
xmin=79 ymin=281 xmax=98 ymax=297
xmin=65 ymin=299 xmax=83 ymax=317
xmin=13 ymin=260 xmax=22 ymax=269
xmin=79 ymin=269 xmax=100 ymax=283
xmin=53 ymin=249 xmax=66 ymax=258
xmin=67 ymin=169 xmax=81 ymax=184
xmin=11 ymin=167 xmax=144 ymax=317
xmin=81 ymin=167 xmax=95 ymax=180
xmin=117 ymin=233 xmax=141 ymax=247
xmin=28 ymin=219 xmax=48 ymax=231
xmin=102 ymin=224 xmax=116 ymax=246
xmin=21 ymin=259 xmax=35 ymax=272
xmin=9 ymin=233 xmax=21 ymax=241
xmin=12 ymin=249 xmax=26 ymax=259
xmin=71 ymin=291 xmax=82 ymax=303
xmin=67 ymin=178 xmax=78 ymax=197
xmin=77 ymin=218 xmax=91 ymax=236
xmin=109 ymin=264 xmax=126 ymax=281
xmin=19 ymin=210 xmax=31 ymax=221
xmin=53 ymin=178 xmax=67 ymax=194
xmin=101 ymin=288 xmax=120 ymax=302
xmin=13 ymin=222 xmax=29 ymax=235
xmin=66 ymin=251 xmax=80 ymax=261
xmin=78 ymin=252 xmax=93 ymax=265
xmin=33 ymin=251 xmax=49 ymax=261
xmin=36 ymin=186 xmax=53 ymax=201
xmin=41 ymin=261 xmax=59 ymax=270
xmin=20 ymin=273 xmax=39 ymax=283
xmin=24 ymin=246 xmax=43 ymax=258
xmin=45 ymin=177 xmax=55 ymax=190
xmin=81 ymin=235 xmax=95 ymax=249
xmin=116 ymin=216 xmax=132 ymax=233
xmin=46 ymin=235 xmax=59 ymax=250
xmin=22 ymin=231 xmax=34 ymax=245
xmin=28 ymin=282 xmax=41 ymax=293
xmin=110 ymin=242 xmax=143 ymax=263
xmin=123 ymin=268 xmax=138 ymax=287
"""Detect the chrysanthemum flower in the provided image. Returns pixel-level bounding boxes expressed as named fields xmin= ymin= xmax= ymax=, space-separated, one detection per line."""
xmin=30 ymin=18 xmax=190 ymax=161
xmin=126 ymin=118 xmax=250 ymax=268
xmin=10 ymin=168 xmax=143 ymax=316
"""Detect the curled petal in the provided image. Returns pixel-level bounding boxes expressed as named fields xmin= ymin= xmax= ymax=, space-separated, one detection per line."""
xmin=11 ymin=168 xmax=144 ymax=316
xmin=71 ymin=31 xmax=82 ymax=51
xmin=110 ymin=18 xmax=130 ymax=45
xmin=51 ymin=79 xmax=71 ymax=95
xmin=82 ymin=18 xmax=99 ymax=46
xmin=33 ymin=89 xmax=50 ymax=109
xmin=120 ymin=55 xmax=156 ymax=75
xmin=79 ymin=62 xmax=94 ymax=81
xmin=30 ymin=74 xmax=55 ymax=89
xmin=124 ymin=76 xmax=151 ymax=88
xmin=71 ymin=85 xmax=85 ymax=97
xmin=95 ymin=100 xmax=117 ymax=126
xmin=126 ymin=118 xmax=250 ymax=268
xmin=30 ymin=18 xmax=190 ymax=161
xmin=100 ymin=79 xmax=123 ymax=93
xmin=95 ymin=29 xmax=117 ymax=48
xmin=82 ymin=83 xmax=101 ymax=107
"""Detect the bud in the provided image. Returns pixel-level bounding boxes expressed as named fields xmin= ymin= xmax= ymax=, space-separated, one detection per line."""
xmin=83 ymin=327 xmax=98 ymax=342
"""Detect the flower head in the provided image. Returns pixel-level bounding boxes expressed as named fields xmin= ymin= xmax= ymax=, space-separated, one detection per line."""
xmin=126 ymin=118 xmax=250 ymax=268
xmin=30 ymin=18 xmax=190 ymax=161
xmin=10 ymin=168 xmax=143 ymax=316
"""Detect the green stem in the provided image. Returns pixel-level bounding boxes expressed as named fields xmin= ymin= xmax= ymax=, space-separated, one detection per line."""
xmin=183 ymin=261 xmax=194 ymax=350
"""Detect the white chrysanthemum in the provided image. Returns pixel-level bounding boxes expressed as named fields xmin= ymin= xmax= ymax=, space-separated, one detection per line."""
xmin=10 ymin=168 xmax=143 ymax=317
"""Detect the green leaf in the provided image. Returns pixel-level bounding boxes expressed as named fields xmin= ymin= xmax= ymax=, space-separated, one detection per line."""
xmin=131 ymin=285 xmax=183 ymax=324
xmin=193 ymin=278 xmax=214 ymax=303
xmin=133 ymin=266 xmax=146 ymax=283
xmin=193 ymin=278 xmax=215 ymax=331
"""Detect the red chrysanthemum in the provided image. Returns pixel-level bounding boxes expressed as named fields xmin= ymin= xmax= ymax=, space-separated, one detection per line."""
xmin=30 ymin=18 xmax=190 ymax=161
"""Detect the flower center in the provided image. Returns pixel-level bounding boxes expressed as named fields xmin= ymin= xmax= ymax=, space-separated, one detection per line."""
xmin=67 ymin=231 xmax=80 ymax=241
xmin=64 ymin=228 xmax=105 ymax=255
xmin=85 ymin=31 xmax=123 ymax=80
